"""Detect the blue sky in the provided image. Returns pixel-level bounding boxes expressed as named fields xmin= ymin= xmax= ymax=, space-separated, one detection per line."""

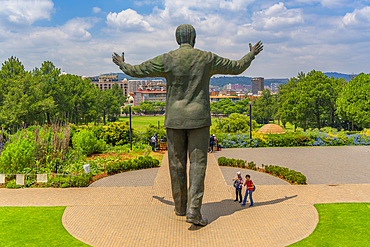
xmin=0 ymin=0 xmax=369 ymax=78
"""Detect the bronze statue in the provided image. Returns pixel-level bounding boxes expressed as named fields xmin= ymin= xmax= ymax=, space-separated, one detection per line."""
xmin=113 ymin=24 xmax=263 ymax=226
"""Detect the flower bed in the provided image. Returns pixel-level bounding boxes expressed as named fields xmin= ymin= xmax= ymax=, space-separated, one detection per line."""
xmin=218 ymin=157 xmax=307 ymax=185
xmin=216 ymin=130 xmax=370 ymax=148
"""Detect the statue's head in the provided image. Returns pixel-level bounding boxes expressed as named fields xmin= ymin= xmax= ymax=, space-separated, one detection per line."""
xmin=175 ymin=24 xmax=196 ymax=47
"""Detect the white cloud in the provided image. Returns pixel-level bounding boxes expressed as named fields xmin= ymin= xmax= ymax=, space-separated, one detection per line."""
xmin=292 ymin=0 xmax=348 ymax=8
xmin=0 ymin=0 xmax=54 ymax=25
xmin=1 ymin=0 xmax=370 ymax=78
xmin=106 ymin=9 xmax=154 ymax=32
xmin=92 ymin=7 xmax=101 ymax=14
xmin=342 ymin=6 xmax=370 ymax=28
xmin=252 ymin=2 xmax=304 ymax=30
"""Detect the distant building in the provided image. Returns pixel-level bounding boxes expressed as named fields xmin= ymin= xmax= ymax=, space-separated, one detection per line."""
xmin=128 ymin=79 xmax=164 ymax=93
xmin=89 ymin=75 xmax=129 ymax=97
xmin=209 ymin=91 xmax=243 ymax=103
xmin=134 ymin=90 xmax=166 ymax=106
xmin=270 ymin=83 xmax=280 ymax=92
xmin=251 ymin=77 xmax=264 ymax=95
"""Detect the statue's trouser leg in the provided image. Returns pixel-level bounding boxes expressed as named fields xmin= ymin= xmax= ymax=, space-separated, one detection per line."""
xmin=167 ymin=128 xmax=188 ymax=215
xmin=187 ymin=127 xmax=209 ymax=220
xmin=167 ymin=127 xmax=209 ymax=219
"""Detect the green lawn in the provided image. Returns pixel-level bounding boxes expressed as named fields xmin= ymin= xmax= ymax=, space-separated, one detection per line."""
xmin=119 ymin=116 xmax=219 ymax=131
xmin=120 ymin=116 xmax=165 ymax=131
xmin=0 ymin=207 xmax=90 ymax=247
xmin=290 ymin=203 xmax=370 ymax=247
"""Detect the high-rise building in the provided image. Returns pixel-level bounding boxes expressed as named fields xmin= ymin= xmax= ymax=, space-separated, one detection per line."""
xmin=251 ymin=77 xmax=264 ymax=95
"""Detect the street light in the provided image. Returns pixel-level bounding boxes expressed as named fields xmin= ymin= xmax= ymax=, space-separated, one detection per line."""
xmin=249 ymin=101 xmax=253 ymax=148
xmin=339 ymin=117 xmax=342 ymax=131
xmin=128 ymin=104 xmax=132 ymax=151
xmin=219 ymin=117 xmax=221 ymax=132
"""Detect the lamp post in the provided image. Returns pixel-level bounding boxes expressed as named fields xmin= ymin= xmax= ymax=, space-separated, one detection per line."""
xmin=128 ymin=104 xmax=132 ymax=151
xmin=339 ymin=117 xmax=342 ymax=131
xmin=249 ymin=101 xmax=252 ymax=148
xmin=227 ymin=123 xmax=229 ymax=133
xmin=219 ymin=117 xmax=221 ymax=132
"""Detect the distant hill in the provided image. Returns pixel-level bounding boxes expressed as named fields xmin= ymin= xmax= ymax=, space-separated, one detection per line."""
xmin=99 ymin=72 xmax=165 ymax=81
xmin=210 ymin=76 xmax=251 ymax=87
xmin=324 ymin=72 xmax=357 ymax=81
xmin=95 ymin=72 xmax=357 ymax=87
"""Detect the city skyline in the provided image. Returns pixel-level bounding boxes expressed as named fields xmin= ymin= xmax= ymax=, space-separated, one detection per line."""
xmin=0 ymin=0 xmax=369 ymax=78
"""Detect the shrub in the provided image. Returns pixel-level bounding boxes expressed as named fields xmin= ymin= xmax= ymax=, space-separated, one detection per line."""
xmin=72 ymin=130 xmax=106 ymax=155
xmin=5 ymin=179 xmax=22 ymax=189
xmin=217 ymin=156 xmax=307 ymax=185
xmin=0 ymin=132 xmax=35 ymax=174
xmin=106 ymin=156 xmax=160 ymax=175
xmin=101 ymin=121 xmax=135 ymax=146
xmin=71 ymin=173 xmax=93 ymax=187
xmin=264 ymin=165 xmax=307 ymax=184
xmin=137 ymin=123 xmax=166 ymax=145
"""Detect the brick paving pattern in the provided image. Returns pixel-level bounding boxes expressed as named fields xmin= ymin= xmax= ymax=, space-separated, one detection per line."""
xmin=1 ymin=147 xmax=370 ymax=247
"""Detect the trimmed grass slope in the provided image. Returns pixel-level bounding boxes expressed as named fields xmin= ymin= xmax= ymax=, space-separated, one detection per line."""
xmin=0 ymin=207 xmax=90 ymax=247
xmin=290 ymin=203 xmax=370 ymax=247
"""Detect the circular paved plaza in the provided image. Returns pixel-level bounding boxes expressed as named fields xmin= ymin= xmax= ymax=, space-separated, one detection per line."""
xmin=1 ymin=146 xmax=370 ymax=246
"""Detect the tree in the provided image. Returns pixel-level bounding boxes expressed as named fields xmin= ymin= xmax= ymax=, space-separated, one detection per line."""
xmin=337 ymin=73 xmax=370 ymax=129
xmin=213 ymin=113 xmax=257 ymax=133
xmin=278 ymin=70 xmax=341 ymax=131
xmin=252 ymin=89 xmax=276 ymax=124
xmin=140 ymin=101 xmax=154 ymax=115
xmin=32 ymin=61 xmax=60 ymax=124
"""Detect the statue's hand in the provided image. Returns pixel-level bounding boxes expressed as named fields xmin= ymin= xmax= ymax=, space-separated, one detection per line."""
xmin=112 ymin=52 xmax=125 ymax=66
xmin=249 ymin=41 xmax=263 ymax=56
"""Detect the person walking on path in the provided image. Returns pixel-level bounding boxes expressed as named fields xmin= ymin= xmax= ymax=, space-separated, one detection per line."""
xmin=209 ymin=134 xmax=215 ymax=153
xmin=242 ymin=174 xmax=254 ymax=207
xmin=233 ymin=171 xmax=243 ymax=203
xmin=151 ymin=134 xmax=157 ymax=152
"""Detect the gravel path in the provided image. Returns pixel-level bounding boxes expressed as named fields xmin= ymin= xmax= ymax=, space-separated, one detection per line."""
xmin=214 ymin=146 xmax=370 ymax=185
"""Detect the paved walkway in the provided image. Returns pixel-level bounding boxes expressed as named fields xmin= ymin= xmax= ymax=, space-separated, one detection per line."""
xmin=0 ymin=149 xmax=370 ymax=247
xmin=214 ymin=146 xmax=370 ymax=185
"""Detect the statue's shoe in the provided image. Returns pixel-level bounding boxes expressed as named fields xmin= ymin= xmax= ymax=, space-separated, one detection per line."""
xmin=174 ymin=210 xmax=186 ymax=216
xmin=186 ymin=217 xmax=208 ymax=226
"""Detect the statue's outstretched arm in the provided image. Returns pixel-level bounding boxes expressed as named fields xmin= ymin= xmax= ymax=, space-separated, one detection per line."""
xmin=211 ymin=41 xmax=263 ymax=76
xmin=249 ymin=41 xmax=263 ymax=56
xmin=112 ymin=52 xmax=166 ymax=78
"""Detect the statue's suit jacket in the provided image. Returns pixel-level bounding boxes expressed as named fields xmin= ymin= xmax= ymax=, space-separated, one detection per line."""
xmin=119 ymin=43 xmax=255 ymax=129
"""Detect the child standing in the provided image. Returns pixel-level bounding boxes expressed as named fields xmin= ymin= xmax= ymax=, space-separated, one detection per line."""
xmin=241 ymin=174 xmax=254 ymax=207
xmin=233 ymin=171 xmax=243 ymax=203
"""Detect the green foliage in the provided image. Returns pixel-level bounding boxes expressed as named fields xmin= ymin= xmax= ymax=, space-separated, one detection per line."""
xmin=72 ymin=130 xmax=106 ymax=155
xmin=5 ymin=180 xmax=23 ymax=189
xmin=212 ymin=113 xmax=257 ymax=133
xmin=264 ymin=164 xmax=307 ymax=184
xmin=337 ymin=73 xmax=370 ymax=128
xmin=106 ymin=156 xmax=160 ymax=175
xmin=71 ymin=173 xmax=93 ymax=187
xmin=137 ymin=123 xmax=166 ymax=145
xmin=101 ymin=121 xmax=136 ymax=146
xmin=0 ymin=132 xmax=35 ymax=174
xmin=252 ymin=89 xmax=279 ymax=124
xmin=278 ymin=70 xmax=343 ymax=131
xmin=217 ymin=156 xmax=307 ymax=184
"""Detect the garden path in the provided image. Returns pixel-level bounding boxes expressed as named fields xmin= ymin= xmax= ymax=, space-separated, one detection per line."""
xmin=214 ymin=146 xmax=370 ymax=185
xmin=0 ymin=149 xmax=369 ymax=246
